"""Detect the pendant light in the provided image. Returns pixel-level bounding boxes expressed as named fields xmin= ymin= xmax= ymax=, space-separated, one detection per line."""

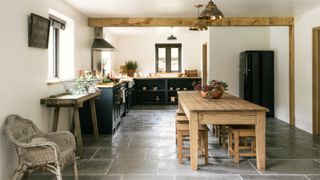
xmin=167 ymin=27 xmax=177 ymax=40
xmin=200 ymin=0 xmax=224 ymax=20
xmin=189 ymin=5 xmax=208 ymax=31
xmin=167 ymin=34 xmax=177 ymax=40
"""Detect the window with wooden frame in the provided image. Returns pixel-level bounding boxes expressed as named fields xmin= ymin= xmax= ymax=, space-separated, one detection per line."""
xmin=155 ymin=44 xmax=182 ymax=73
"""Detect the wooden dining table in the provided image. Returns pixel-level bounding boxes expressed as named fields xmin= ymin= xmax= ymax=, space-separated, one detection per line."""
xmin=177 ymin=91 xmax=269 ymax=171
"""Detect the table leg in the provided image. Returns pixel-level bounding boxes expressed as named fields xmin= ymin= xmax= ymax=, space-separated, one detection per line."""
xmin=90 ymin=99 xmax=99 ymax=138
xmin=255 ymin=111 xmax=266 ymax=170
xmin=177 ymin=98 xmax=183 ymax=112
xmin=52 ymin=107 xmax=60 ymax=132
xmin=73 ymin=106 xmax=83 ymax=158
xmin=189 ymin=112 xmax=199 ymax=170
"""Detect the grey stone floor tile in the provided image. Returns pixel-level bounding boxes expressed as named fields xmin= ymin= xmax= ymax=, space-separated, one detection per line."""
xmin=122 ymin=175 xmax=174 ymax=180
xmin=250 ymin=159 xmax=320 ymax=174
xmin=62 ymin=175 xmax=121 ymax=180
xmin=266 ymin=147 xmax=320 ymax=159
xmin=107 ymin=159 xmax=158 ymax=174
xmin=157 ymin=159 xmax=198 ymax=175
xmin=83 ymin=147 xmax=99 ymax=159
xmin=64 ymin=159 xmax=112 ymax=175
xmin=198 ymin=159 xmax=259 ymax=174
xmin=307 ymin=175 xmax=320 ymax=180
xmin=145 ymin=147 xmax=177 ymax=160
xmin=31 ymin=105 xmax=320 ymax=179
xmin=175 ymin=174 xmax=242 ymax=180
xmin=241 ymin=175 xmax=308 ymax=180
xmin=93 ymin=147 xmax=147 ymax=160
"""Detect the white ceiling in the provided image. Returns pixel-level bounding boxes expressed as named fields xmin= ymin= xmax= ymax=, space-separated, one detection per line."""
xmin=64 ymin=0 xmax=320 ymax=18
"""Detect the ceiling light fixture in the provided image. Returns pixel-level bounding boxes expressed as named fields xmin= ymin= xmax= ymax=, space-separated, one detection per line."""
xmin=189 ymin=5 xmax=208 ymax=31
xmin=167 ymin=34 xmax=177 ymax=40
xmin=200 ymin=0 xmax=224 ymax=20
xmin=167 ymin=27 xmax=177 ymax=40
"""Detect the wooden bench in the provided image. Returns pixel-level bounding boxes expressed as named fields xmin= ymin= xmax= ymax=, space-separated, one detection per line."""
xmin=228 ymin=125 xmax=256 ymax=163
xmin=175 ymin=115 xmax=189 ymax=145
xmin=176 ymin=109 xmax=186 ymax=116
xmin=176 ymin=124 xmax=209 ymax=165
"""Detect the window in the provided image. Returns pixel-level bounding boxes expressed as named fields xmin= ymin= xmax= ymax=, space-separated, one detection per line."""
xmin=155 ymin=44 xmax=182 ymax=72
xmin=48 ymin=24 xmax=59 ymax=78
xmin=48 ymin=9 xmax=75 ymax=81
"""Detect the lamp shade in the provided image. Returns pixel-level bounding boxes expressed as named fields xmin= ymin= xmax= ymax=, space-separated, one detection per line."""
xmin=167 ymin=34 xmax=177 ymax=40
xmin=189 ymin=18 xmax=208 ymax=31
xmin=200 ymin=0 xmax=224 ymax=20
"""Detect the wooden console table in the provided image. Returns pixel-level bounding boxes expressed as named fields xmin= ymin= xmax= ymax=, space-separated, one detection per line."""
xmin=40 ymin=91 xmax=101 ymax=157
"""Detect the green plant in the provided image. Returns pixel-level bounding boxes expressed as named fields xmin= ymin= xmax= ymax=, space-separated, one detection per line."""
xmin=125 ymin=60 xmax=138 ymax=70
xmin=69 ymin=72 xmax=100 ymax=95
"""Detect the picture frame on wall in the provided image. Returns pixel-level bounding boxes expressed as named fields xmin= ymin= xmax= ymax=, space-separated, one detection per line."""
xmin=28 ymin=13 xmax=50 ymax=49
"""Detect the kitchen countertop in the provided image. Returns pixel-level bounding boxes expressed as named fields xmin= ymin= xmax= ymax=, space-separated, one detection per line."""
xmin=96 ymin=82 xmax=122 ymax=88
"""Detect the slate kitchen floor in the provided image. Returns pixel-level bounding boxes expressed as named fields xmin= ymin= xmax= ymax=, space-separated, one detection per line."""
xmin=29 ymin=105 xmax=320 ymax=180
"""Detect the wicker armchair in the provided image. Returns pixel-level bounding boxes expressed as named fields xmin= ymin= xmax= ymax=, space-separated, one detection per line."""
xmin=4 ymin=114 xmax=78 ymax=180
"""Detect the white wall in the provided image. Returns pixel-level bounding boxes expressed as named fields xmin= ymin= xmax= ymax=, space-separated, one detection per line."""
xmin=208 ymin=27 xmax=271 ymax=96
xmin=208 ymin=27 xmax=289 ymax=124
xmin=112 ymin=34 xmax=203 ymax=74
xmin=0 ymin=0 xmax=92 ymax=179
xmin=295 ymin=6 xmax=320 ymax=133
xmin=269 ymin=27 xmax=290 ymax=124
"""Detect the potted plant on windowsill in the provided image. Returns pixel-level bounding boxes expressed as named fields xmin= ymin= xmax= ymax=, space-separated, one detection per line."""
xmin=125 ymin=60 xmax=138 ymax=77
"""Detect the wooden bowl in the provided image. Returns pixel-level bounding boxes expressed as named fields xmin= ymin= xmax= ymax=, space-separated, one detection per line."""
xmin=199 ymin=90 xmax=224 ymax=99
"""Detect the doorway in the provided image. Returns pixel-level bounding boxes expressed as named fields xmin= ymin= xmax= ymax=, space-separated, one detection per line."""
xmin=202 ymin=43 xmax=208 ymax=85
xmin=312 ymin=27 xmax=320 ymax=136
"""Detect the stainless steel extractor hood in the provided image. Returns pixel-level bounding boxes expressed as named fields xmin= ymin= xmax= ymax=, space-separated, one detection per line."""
xmin=92 ymin=27 xmax=115 ymax=51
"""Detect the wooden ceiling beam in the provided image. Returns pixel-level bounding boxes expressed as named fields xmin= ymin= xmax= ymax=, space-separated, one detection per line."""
xmin=88 ymin=17 xmax=294 ymax=27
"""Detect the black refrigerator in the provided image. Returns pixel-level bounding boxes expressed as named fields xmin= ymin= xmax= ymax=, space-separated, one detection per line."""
xmin=239 ymin=50 xmax=274 ymax=117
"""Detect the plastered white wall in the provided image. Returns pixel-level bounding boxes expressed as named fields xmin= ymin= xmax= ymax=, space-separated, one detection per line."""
xmin=112 ymin=35 xmax=203 ymax=74
xmin=0 ymin=0 xmax=92 ymax=178
xmin=208 ymin=27 xmax=289 ymax=124
xmin=208 ymin=27 xmax=271 ymax=96
xmin=295 ymin=6 xmax=320 ymax=133
xmin=268 ymin=27 xmax=290 ymax=124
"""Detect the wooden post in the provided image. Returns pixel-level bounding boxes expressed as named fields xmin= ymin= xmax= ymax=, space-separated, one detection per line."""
xmin=202 ymin=43 xmax=208 ymax=85
xmin=189 ymin=112 xmax=199 ymax=170
xmin=289 ymin=25 xmax=295 ymax=127
xmin=90 ymin=99 xmax=99 ymax=138
xmin=52 ymin=107 xmax=60 ymax=132
xmin=255 ymin=111 xmax=266 ymax=170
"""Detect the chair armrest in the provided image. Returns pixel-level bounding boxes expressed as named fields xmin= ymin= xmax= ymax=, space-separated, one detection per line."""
xmin=46 ymin=131 xmax=76 ymax=150
xmin=18 ymin=142 xmax=60 ymax=163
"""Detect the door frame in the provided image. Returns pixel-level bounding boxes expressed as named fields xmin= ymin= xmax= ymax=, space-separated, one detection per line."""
xmin=202 ymin=43 xmax=208 ymax=85
xmin=312 ymin=27 xmax=320 ymax=135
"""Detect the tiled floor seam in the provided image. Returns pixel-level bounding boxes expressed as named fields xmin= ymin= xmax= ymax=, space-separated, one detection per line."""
xmin=89 ymin=147 xmax=100 ymax=160
xmin=247 ymin=160 xmax=262 ymax=175
xmin=304 ymin=175 xmax=311 ymax=180
xmin=104 ymin=159 xmax=114 ymax=175
xmin=239 ymin=174 xmax=244 ymax=180
xmin=127 ymin=138 xmax=133 ymax=148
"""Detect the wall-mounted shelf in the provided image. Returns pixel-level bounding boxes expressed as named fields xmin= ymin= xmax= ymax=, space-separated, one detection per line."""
xmin=133 ymin=77 xmax=201 ymax=105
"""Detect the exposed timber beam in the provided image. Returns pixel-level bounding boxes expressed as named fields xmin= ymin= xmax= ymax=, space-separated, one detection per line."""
xmin=88 ymin=17 xmax=294 ymax=27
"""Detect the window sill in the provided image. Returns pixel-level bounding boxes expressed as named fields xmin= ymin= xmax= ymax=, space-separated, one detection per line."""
xmin=47 ymin=78 xmax=75 ymax=85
